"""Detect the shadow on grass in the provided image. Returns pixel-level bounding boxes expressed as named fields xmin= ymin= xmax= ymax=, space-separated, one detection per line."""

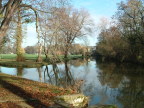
xmin=0 ymin=79 xmax=48 ymax=108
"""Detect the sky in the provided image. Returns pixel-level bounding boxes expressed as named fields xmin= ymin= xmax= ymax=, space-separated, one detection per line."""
xmin=23 ymin=0 xmax=123 ymax=47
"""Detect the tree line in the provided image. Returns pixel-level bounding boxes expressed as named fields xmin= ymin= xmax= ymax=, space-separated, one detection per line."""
xmin=96 ymin=0 xmax=144 ymax=63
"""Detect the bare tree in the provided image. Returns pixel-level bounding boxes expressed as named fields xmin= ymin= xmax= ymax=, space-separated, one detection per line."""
xmin=48 ymin=7 xmax=93 ymax=59
xmin=39 ymin=0 xmax=70 ymax=62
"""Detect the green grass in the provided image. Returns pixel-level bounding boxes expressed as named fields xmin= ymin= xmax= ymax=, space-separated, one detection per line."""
xmin=24 ymin=54 xmax=46 ymax=60
xmin=68 ymin=55 xmax=83 ymax=59
xmin=0 ymin=54 xmax=82 ymax=60
xmin=0 ymin=54 xmax=45 ymax=60
xmin=0 ymin=54 xmax=17 ymax=59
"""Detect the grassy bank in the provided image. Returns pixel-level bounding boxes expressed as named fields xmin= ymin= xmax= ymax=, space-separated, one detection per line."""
xmin=0 ymin=54 xmax=82 ymax=67
xmin=0 ymin=61 xmax=47 ymax=68
xmin=0 ymin=54 xmax=82 ymax=60
xmin=0 ymin=54 xmax=44 ymax=60
xmin=0 ymin=73 xmax=76 ymax=107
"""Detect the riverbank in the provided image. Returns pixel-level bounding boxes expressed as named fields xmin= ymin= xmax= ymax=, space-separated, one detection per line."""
xmin=0 ymin=73 xmax=118 ymax=108
xmin=94 ymin=53 xmax=144 ymax=66
xmin=0 ymin=54 xmax=82 ymax=60
xmin=0 ymin=61 xmax=47 ymax=68
xmin=0 ymin=73 xmax=76 ymax=107
xmin=0 ymin=54 xmax=83 ymax=67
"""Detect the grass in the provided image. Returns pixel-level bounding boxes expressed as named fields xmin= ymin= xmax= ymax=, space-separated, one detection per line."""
xmin=24 ymin=54 xmax=46 ymax=60
xmin=0 ymin=54 xmax=82 ymax=67
xmin=0 ymin=73 xmax=76 ymax=107
xmin=0 ymin=54 xmax=82 ymax=60
xmin=0 ymin=54 xmax=44 ymax=60
xmin=0 ymin=54 xmax=17 ymax=59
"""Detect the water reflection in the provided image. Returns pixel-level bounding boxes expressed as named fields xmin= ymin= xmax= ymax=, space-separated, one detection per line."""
xmin=17 ymin=67 xmax=24 ymax=76
xmin=96 ymin=61 xmax=144 ymax=108
xmin=0 ymin=59 xmax=144 ymax=108
xmin=117 ymin=76 xmax=144 ymax=108
xmin=97 ymin=63 xmax=124 ymax=88
xmin=43 ymin=60 xmax=83 ymax=92
xmin=0 ymin=66 xmax=1 ymax=73
xmin=69 ymin=58 xmax=90 ymax=67
xmin=37 ymin=68 xmax=42 ymax=82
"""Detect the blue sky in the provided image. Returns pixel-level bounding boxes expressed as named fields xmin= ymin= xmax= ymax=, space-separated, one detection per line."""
xmin=73 ymin=0 xmax=122 ymax=17
xmin=23 ymin=0 xmax=123 ymax=47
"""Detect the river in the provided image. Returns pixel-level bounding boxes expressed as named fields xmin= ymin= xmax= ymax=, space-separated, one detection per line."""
xmin=0 ymin=59 xmax=144 ymax=108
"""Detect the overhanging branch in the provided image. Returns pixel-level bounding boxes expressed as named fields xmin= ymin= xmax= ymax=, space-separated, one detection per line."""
xmin=20 ymin=4 xmax=51 ymax=14
xmin=20 ymin=4 xmax=40 ymax=41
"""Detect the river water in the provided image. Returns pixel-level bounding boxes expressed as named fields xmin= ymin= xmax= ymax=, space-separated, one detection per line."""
xmin=0 ymin=59 xmax=144 ymax=108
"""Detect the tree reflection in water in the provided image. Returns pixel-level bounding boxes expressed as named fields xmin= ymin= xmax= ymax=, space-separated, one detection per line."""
xmin=37 ymin=68 xmax=42 ymax=82
xmin=43 ymin=60 xmax=83 ymax=92
xmin=16 ymin=67 xmax=24 ymax=76
xmin=97 ymin=61 xmax=144 ymax=108
xmin=0 ymin=66 xmax=1 ymax=73
xmin=117 ymin=73 xmax=144 ymax=108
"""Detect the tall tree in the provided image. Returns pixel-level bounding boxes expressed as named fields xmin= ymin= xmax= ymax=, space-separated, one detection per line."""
xmin=47 ymin=7 xmax=92 ymax=59
xmin=15 ymin=8 xmax=26 ymax=61
xmin=117 ymin=0 xmax=144 ymax=60
xmin=96 ymin=0 xmax=144 ymax=63
xmin=39 ymin=0 xmax=70 ymax=62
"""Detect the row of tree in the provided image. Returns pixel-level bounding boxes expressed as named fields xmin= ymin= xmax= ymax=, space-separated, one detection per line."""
xmin=0 ymin=0 xmax=93 ymax=62
xmin=96 ymin=0 xmax=144 ymax=63
xmin=0 ymin=44 xmax=90 ymax=56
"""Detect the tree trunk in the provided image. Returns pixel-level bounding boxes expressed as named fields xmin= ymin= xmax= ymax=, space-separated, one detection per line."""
xmin=64 ymin=45 xmax=69 ymax=59
xmin=0 ymin=0 xmax=2 ymax=11
xmin=0 ymin=36 xmax=3 ymax=49
xmin=16 ymin=8 xmax=25 ymax=62
xmin=0 ymin=0 xmax=22 ymax=37
xmin=43 ymin=41 xmax=50 ymax=62
xmin=36 ymin=43 xmax=42 ymax=62
xmin=64 ymin=50 xmax=68 ymax=59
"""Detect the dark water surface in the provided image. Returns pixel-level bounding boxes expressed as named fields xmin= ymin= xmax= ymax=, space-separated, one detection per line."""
xmin=0 ymin=59 xmax=144 ymax=108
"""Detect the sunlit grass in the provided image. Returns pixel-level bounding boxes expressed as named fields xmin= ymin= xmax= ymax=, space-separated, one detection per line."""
xmin=0 ymin=54 xmax=82 ymax=60
xmin=0 ymin=54 xmax=17 ymax=59
xmin=0 ymin=54 xmax=44 ymax=60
